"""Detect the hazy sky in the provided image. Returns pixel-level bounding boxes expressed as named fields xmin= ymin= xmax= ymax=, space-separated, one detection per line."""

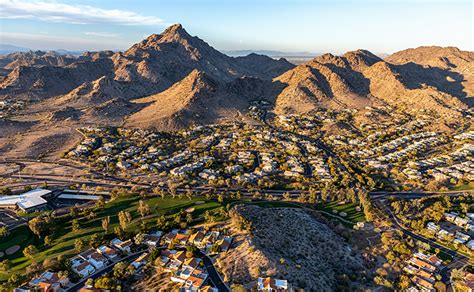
xmin=0 ymin=0 xmax=472 ymax=54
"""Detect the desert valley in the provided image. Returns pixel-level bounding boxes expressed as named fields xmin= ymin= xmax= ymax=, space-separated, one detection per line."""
xmin=0 ymin=21 xmax=473 ymax=292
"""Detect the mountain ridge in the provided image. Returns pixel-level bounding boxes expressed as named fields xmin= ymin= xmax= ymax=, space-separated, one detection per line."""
xmin=0 ymin=24 xmax=472 ymax=134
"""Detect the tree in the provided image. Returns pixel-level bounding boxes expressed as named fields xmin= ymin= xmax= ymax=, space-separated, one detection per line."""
xmin=118 ymin=211 xmax=132 ymax=231
xmin=89 ymin=233 xmax=102 ymax=248
xmin=204 ymin=211 xmax=214 ymax=224
xmin=44 ymin=235 xmax=52 ymax=246
xmin=113 ymin=261 xmax=129 ymax=279
xmin=186 ymin=213 xmax=193 ymax=224
xmin=186 ymin=245 xmax=197 ymax=258
xmin=0 ymin=226 xmax=9 ymax=238
xmin=23 ymin=245 xmax=38 ymax=259
xmin=28 ymin=217 xmax=49 ymax=238
xmin=308 ymin=188 xmax=318 ymax=204
xmin=168 ymin=181 xmax=177 ymax=197
xmin=138 ymin=200 xmax=151 ymax=217
xmin=94 ymin=276 xmax=115 ymax=289
xmin=156 ymin=215 xmax=166 ymax=229
xmin=134 ymin=233 xmax=145 ymax=245
xmin=95 ymin=196 xmax=105 ymax=209
xmin=114 ymin=226 xmax=123 ymax=239
xmin=85 ymin=278 xmax=94 ymax=287
xmin=0 ymin=187 xmax=12 ymax=196
xmin=71 ymin=219 xmax=80 ymax=232
xmin=0 ymin=260 xmax=10 ymax=273
xmin=399 ymin=275 xmax=411 ymax=290
xmin=102 ymin=216 xmax=110 ymax=233
xmin=75 ymin=239 xmax=84 ymax=252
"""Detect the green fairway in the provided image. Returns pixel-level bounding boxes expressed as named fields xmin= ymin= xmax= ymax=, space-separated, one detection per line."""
xmin=314 ymin=201 xmax=365 ymax=223
xmin=0 ymin=194 xmax=228 ymax=282
xmin=243 ymin=200 xmax=301 ymax=209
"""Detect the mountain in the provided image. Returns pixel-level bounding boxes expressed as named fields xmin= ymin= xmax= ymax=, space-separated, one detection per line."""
xmin=0 ymin=24 xmax=293 ymax=102
xmin=385 ymin=46 xmax=474 ymax=105
xmin=125 ymin=69 xmax=256 ymax=130
xmin=0 ymin=44 xmax=30 ymax=55
xmin=272 ymin=47 xmax=472 ymax=117
xmin=224 ymin=50 xmax=318 ymax=58
xmin=0 ymin=25 xmax=472 ymax=153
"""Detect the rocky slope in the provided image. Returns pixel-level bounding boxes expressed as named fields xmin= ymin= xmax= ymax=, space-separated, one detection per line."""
xmin=125 ymin=69 xmax=255 ymax=130
xmin=219 ymin=205 xmax=365 ymax=290
xmin=0 ymin=25 xmax=472 ymax=158
xmin=0 ymin=24 xmax=294 ymax=121
xmin=273 ymin=47 xmax=472 ymax=117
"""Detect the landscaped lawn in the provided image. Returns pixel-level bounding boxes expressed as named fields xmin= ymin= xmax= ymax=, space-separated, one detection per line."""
xmin=242 ymin=200 xmax=301 ymax=209
xmin=450 ymin=184 xmax=474 ymax=191
xmin=314 ymin=201 xmax=365 ymax=223
xmin=241 ymin=199 xmax=365 ymax=225
xmin=0 ymin=194 xmax=227 ymax=282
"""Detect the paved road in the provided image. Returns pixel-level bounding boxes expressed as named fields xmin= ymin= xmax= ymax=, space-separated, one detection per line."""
xmin=376 ymin=200 xmax=469 ymax=285
xmin=197 ymin=250 xmax=230 ymax=292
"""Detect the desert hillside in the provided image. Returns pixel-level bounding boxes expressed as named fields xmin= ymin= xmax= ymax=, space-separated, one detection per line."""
xmin=218 ymin=205 xmax=365 ymax=290
xmin=0 ymin=24 xmax=472 ymax=158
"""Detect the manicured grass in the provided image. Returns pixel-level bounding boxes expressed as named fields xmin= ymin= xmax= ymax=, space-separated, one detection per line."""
xmin=0 ymin=194 xmax=227 ymax=282
xmin=241 ymin=199 xmax=364 ymax=226
xmin=243 ymin=200 xmax=301 ymax=209
xmin=314 ymin=201 xmax=365 ymax=223
xmin=450 ymin=184 xmax=474 ymax=191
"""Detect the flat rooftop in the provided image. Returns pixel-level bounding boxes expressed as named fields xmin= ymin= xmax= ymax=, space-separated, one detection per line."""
xmin=0 ymin=188 xmax=51 ymax=210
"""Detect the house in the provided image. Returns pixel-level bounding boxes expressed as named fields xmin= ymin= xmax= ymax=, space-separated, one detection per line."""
xmin=29 ymin=271 xmax=69 ymax=292
xmin=188 ymin=231 xmax=206 ymax=248
xmin=426 ymin=255 xmax=442 ymax=267
xmin=466 ymin=240 xmax=474 ymax=250
xmin=13 ymin=287 xmax=33 ymax=292
xmin=110 ymin=238 xmax=133 ymax=253
xmin=467 ymin=222 xmax=474 ymax=232
xmin=454 ymin=217 xmax=469 ymax=227
xmin=183 ymin=257 xmax=201 ymax=270
xmin=131 ymin=252 xmax=149 ymax=270
xmin=97 ymin=245 xmax=119 ymax=260
xmin=408 ymin=258 xmax=437 ymax=273
xmin=163 ymin=230 xmax=179 ymax=244
xmin=157 ymin=250 xmax=176 ymax=266
xmin=426 ymin=222 xmax=440 ymax=233
xmin=81 ymin=250 xmax=108 ymax=270
xmin=71 ymin=256 xmax=95 ymax=278
xmin=444 ymin=212 xmax=458 ymax=223
xmin=454 ymin=232 xmax=471 ymax=244
xmin=216 ymin=236 xmax=233 ymax=253
xmin=145 ymin=231 xmax=163 ymax=247
xmin=257 ymin=277 xmax=289 ymax=291
xmin=183 ymin=274 xmax=208 ymax=290
xmin=412 ymin=275 xmax=434 ymax=290
xmin=437 ymin=229 xmax=454 ymax=240
xmin=175 ymin=233 xmax=190 ymax=245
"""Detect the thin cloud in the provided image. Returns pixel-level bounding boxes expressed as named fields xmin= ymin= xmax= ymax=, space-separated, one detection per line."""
xmin=0 ymin=0 xmax=164 ymax=25
xmin=84 ymin=32 xmax=120 ymax=38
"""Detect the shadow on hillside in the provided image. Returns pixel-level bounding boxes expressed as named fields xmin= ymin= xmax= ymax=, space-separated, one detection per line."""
xmin=396 ymin=62 xmax=467 ymax=100
xmin=324 ymin=63 xmax=371 ymax=96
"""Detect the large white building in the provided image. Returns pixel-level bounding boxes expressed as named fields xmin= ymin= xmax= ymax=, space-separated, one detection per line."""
xmin=0 ymin=188 xmax=51 ymax=212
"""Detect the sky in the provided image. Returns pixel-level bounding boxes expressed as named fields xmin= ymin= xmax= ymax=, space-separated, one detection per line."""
xmin=0 ymin=0 xmax=472 ymax=54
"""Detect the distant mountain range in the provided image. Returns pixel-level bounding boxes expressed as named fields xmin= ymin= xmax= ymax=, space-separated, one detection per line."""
xmin=0 ymin=44 xmax=92 ymax=56
xmin=0 ymin=24 xmax=472 ymax=134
